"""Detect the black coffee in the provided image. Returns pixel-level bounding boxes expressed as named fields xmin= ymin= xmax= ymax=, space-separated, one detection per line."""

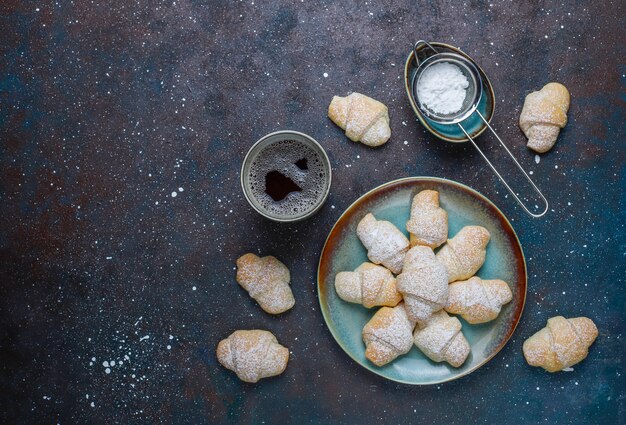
xmin=264 ymin=170 xmax=302 ymax=202
xmin=248 ymin=140 xmax=328 ymax=218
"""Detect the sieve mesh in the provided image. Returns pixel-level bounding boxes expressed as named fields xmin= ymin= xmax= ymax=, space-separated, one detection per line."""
xmin=413 ymin=53 xmax=483 ymax=125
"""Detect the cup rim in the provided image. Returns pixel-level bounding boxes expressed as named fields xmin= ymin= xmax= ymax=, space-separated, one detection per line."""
xmin=240 ymin=130 xmax=332 ymax=223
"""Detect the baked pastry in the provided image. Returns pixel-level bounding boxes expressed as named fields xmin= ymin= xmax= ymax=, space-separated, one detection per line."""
xmin=356 ymin=213 xmax=410 ymax=274
xmin=436 ymin=226 xmax=490 ymax=283
xmin=328 ymin=92 xmax=391 ymax=147
xmin=396 ymin=246 xmax=448 ymax=326
xmin=413 ymin=310 xmax=470 ymax=368
xmin=445 ymin=277 xmax=513 ymax=324
xmin=236 ymin=253 xmax=295 ymax=314
xmin=335 ymin=262 xmax=402 ymax=308
xmin=362 ymin=303 xmax=416 ymax=366
xmin=519 ymin=82 xmax=570 ymax=153
xmin=523 ymin=316 xmax=598 ymax=372
xmin=216 ymin=330 xmax=289 ymax=383
xmin=406 ymin=190 xmax=448 ymax=249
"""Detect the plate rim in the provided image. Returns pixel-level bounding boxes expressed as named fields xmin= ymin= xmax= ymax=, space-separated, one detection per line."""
xmin=316 ymin=176 xmax=527 ymax=385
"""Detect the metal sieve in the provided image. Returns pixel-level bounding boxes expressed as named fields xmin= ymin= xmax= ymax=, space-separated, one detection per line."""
xmin=414 ymin=51 xmax=482 ymax=125
xmin=411 ymin=40 xmax=548 ymax=218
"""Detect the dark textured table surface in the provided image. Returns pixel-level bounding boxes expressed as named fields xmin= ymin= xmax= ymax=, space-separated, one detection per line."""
xmin=1 ymin=1 xmax=624 ymax=424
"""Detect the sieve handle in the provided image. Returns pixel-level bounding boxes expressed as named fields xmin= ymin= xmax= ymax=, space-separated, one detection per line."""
xmin=457 ymin=110 xmax=549 ymax=218
xmin=413 ymin=40 xmax=438 ymax=66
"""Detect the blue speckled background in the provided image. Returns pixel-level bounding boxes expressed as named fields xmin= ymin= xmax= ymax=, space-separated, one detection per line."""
xmin=0 ymin=1 xmax=624 ymax=424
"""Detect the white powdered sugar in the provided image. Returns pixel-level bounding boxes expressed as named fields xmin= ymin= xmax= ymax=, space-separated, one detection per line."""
xmin=417 ymin=62 xmax=470 ymax=115
xmin=356 ymin=213 xmax=409 ymax=274
xmin=236 ymin=254 xmax=295 ymax=314
xmin=396 ymin=246 xmax=449 ymax=325
xmin=217 ymin=330 xmax=289 ymax=383
xmin=363 ymin=304 xmax=415 ymax=355
xmin=413 ymin=310 xmax=470 ymax=367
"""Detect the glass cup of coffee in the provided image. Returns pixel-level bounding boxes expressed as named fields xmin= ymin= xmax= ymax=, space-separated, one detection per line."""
xmin=241 ymin=130 xmax=332 ymax=222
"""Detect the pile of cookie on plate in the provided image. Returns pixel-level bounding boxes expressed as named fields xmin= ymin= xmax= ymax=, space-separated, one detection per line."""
xmin=335 ymin=189 xmax=513 ymax=368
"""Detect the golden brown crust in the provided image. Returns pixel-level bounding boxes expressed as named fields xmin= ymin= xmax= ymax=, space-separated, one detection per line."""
xmin=216 ymin=330 xmax=289 ymax=383
xmin=396 ymin=246 xmax=448 ymax=327
xmin=435 ymin=226 xmax=490 ymax=283
xmin=236 ymin=253 xmax=295 ymax=314
xmin=335 ymin=262 xmax=402 ymax=308
xmin=445 ymin=277 xmax=513 ymax=324
xmin=328 ymin=95 xmax=348 ymax=128
xmin=356 ymin=213 xmax=410 ymax=274
xmin=519 ymin=82 xmax=570 ymax=153
xmin=413 ymin=310 xmax=470 ymax=368
xmin=522 ymin=316 xmax=598 ymax=372
xmin=328 ymin=92 xmax=391 ymax=147
xmin=362 ymin=303 xmax=416 ymax=366
xmin=406 ymin=190 xmax=448 ymax=249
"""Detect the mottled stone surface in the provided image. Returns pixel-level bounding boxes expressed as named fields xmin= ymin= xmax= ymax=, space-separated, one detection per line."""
xmin=0 ymin=1 xmax=624 ymax=424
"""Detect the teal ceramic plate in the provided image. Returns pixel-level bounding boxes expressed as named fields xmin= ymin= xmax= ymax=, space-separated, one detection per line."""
xmin=404 ymin=43 xmax=495 ymax=143
xmin=317 ymin=177 xmax=526 ymax=385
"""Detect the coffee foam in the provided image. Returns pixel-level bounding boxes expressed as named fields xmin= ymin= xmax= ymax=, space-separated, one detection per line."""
xmin=249 ymin=140 xmax=328 ymax=218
